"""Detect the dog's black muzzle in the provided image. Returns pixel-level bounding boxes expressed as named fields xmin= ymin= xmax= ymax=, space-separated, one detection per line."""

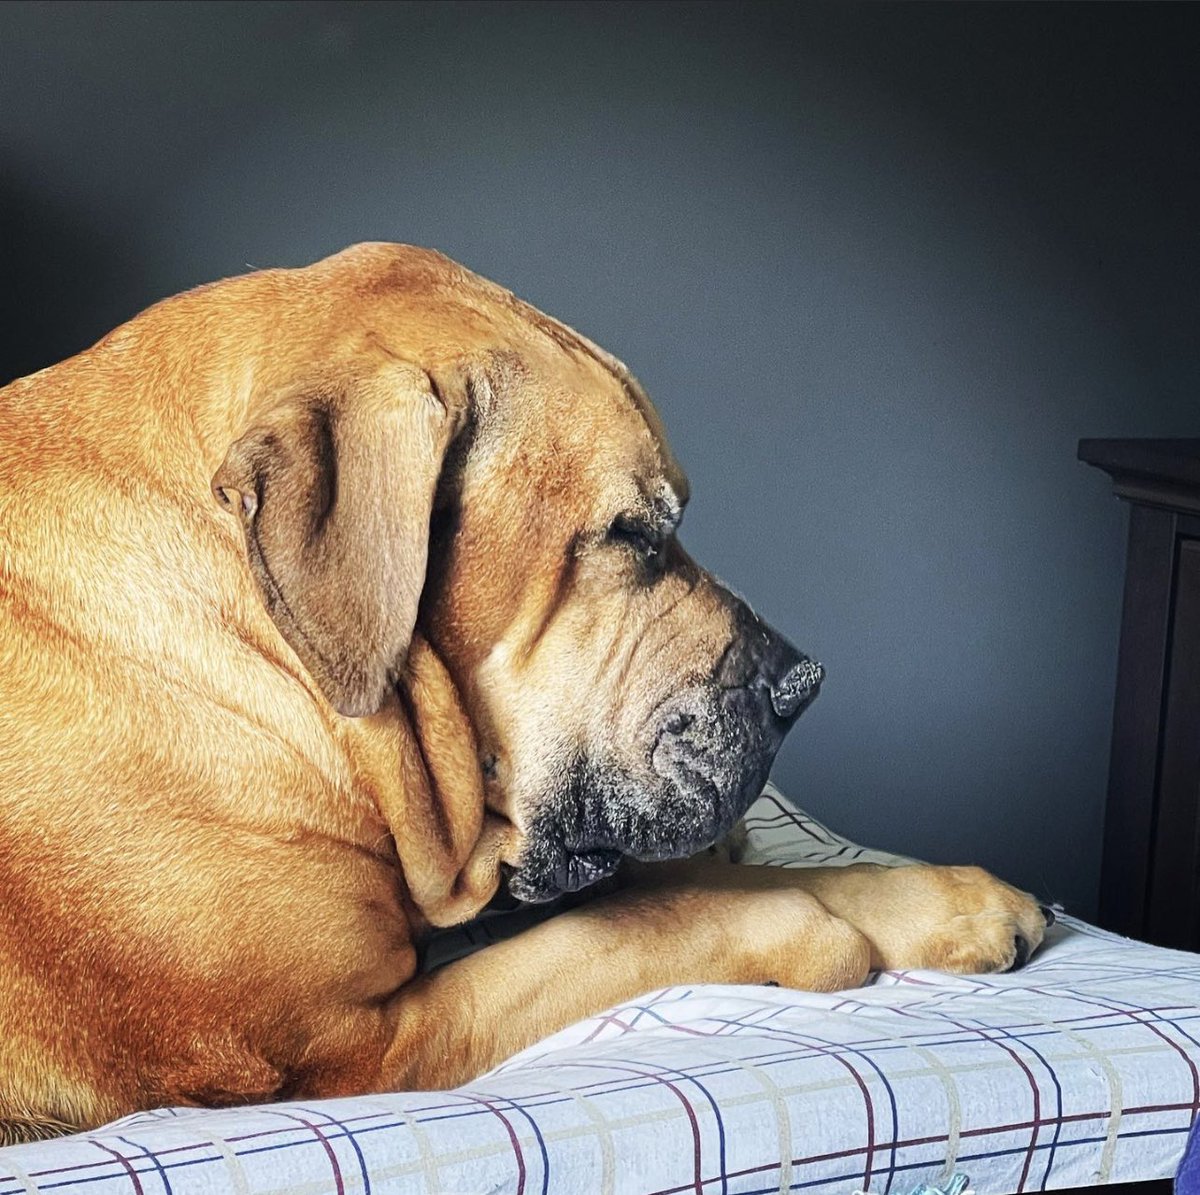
xmin=507 ymin=603 xmax=823 ymax=903
xmin=646 ymin=603 xmax=823 ymax=850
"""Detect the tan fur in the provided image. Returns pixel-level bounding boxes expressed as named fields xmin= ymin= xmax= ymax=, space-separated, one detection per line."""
xmin=0 ymin=244 xmax=1043 ymax=1135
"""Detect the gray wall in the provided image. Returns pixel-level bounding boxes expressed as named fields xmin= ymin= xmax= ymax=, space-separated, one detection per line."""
xmin=2 ymin=2 xmax=1197 ymax=917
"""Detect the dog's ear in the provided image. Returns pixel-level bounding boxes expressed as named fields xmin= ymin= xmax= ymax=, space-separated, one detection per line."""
xmin=212 ymin=364 xmax=459 ymax=717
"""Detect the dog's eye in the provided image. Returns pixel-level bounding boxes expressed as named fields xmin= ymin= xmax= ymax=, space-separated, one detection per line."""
xmin=608 ymin=516 xmax=660 ymax=560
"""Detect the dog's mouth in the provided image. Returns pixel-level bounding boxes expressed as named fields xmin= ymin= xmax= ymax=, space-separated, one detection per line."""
xmin=501 ymin=739 xmax=781 ymax=904
xmin=501 ymin=654 xmax=823 ymax=904
xmin=502 ymin=845 xmax=623 ymax=904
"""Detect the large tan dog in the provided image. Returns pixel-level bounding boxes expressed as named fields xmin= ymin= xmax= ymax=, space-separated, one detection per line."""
xmin=0 ymin=244 xmax=1046 ymax=1143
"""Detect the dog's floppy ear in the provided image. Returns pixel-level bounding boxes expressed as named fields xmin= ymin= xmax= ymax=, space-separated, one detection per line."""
xmin=212 ymin=363 xmax=458 ymax=717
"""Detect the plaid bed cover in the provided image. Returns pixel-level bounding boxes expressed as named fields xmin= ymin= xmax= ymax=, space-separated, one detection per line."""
xmin=1 ymin=785 xmax=1197 ymax=1195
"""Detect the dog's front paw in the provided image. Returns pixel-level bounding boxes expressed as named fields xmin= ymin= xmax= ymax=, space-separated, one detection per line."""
xmin=870 ymin=864 xmax=1050 ymax=974
xmin=804 ymin=862 xmax=1051 ymax=975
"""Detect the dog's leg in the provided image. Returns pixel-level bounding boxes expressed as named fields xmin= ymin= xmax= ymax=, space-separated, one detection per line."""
xmin=376 ymin=867 xmax=871 ymax=1091
xmin=774 ymin=861 xmax=1050 ymax=974
xmin=622 ymin=855 xmax=1047 ymax=975
xmin=319 ymin=860 xmax=1043 ymax=1095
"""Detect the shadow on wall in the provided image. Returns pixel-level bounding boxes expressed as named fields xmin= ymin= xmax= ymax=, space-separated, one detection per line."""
xmin=0 ymin=171 xmax=133 ymax=387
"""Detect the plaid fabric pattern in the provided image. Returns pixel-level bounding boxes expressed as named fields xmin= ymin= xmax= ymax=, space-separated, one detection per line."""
xmin=2 ymin=783 xmax=1197 ymax=1194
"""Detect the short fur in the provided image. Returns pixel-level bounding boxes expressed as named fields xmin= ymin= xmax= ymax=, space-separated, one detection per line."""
xmin=0 ymin=245 xmax=1045 ymax=1137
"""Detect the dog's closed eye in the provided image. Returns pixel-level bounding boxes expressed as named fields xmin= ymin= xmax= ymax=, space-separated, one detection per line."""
xmin=607 ymin=516 xmax=661 ymax=559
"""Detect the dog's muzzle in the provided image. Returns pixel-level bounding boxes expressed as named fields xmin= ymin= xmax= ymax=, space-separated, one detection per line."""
xmin=506 ymin=604 xmax=824 ymax=903
xmin=646 ymin=607 xmax=823 ymax=853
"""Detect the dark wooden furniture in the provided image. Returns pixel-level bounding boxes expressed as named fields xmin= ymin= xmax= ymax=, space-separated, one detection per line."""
xmin=1079 ymin=438 xmax=1200 ymax=953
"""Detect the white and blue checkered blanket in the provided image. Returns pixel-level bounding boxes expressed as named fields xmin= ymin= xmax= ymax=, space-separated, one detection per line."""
xmin=1 ymin=784 xmax=1197 ymax=1194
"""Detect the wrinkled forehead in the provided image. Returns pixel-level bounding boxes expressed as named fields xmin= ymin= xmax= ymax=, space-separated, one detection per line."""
xmin=352 ymin=245 xmax=688 ymax=513
xmin=509 ymin=347 xmax=687 ymax=516
xmin=458 ymin=299 xmax=688 ymax=519
xmin=603 ymin=367 xmax=690 ymax=516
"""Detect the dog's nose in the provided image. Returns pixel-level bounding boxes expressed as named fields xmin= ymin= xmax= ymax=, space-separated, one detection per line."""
xmin=769 ymin=657 xmax=825 ymax=721
xmin=713 ymin=604 xmax=825 ymax=725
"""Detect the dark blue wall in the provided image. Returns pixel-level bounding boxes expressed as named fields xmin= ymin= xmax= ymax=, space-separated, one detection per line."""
xmin=3 ymin=2 xmax=1197 ymax=915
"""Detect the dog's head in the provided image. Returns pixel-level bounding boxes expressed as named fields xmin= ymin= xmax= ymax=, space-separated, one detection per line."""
xmin=214 ymin=244 xmax=823 ymax=903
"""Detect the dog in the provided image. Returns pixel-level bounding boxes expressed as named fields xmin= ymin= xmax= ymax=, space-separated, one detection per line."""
xmin=0 ymin=244 xmax=1046 ymax=1143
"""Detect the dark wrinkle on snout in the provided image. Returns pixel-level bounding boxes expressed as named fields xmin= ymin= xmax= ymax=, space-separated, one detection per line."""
xmin=518 ymin=536 xmax=580 ymax=663
xmin=610 ymin=566 xmax=703 ymax=695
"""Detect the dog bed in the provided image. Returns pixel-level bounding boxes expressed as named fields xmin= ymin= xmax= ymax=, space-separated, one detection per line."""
xmin=0 ymin=784 xmax=1196 ymax=1194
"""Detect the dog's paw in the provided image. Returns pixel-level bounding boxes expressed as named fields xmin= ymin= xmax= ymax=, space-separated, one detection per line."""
xmin=866 ymin=864 xmax=1050 ymax=974
xmin=801 ymin=862 xmax=1050 ymax=975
